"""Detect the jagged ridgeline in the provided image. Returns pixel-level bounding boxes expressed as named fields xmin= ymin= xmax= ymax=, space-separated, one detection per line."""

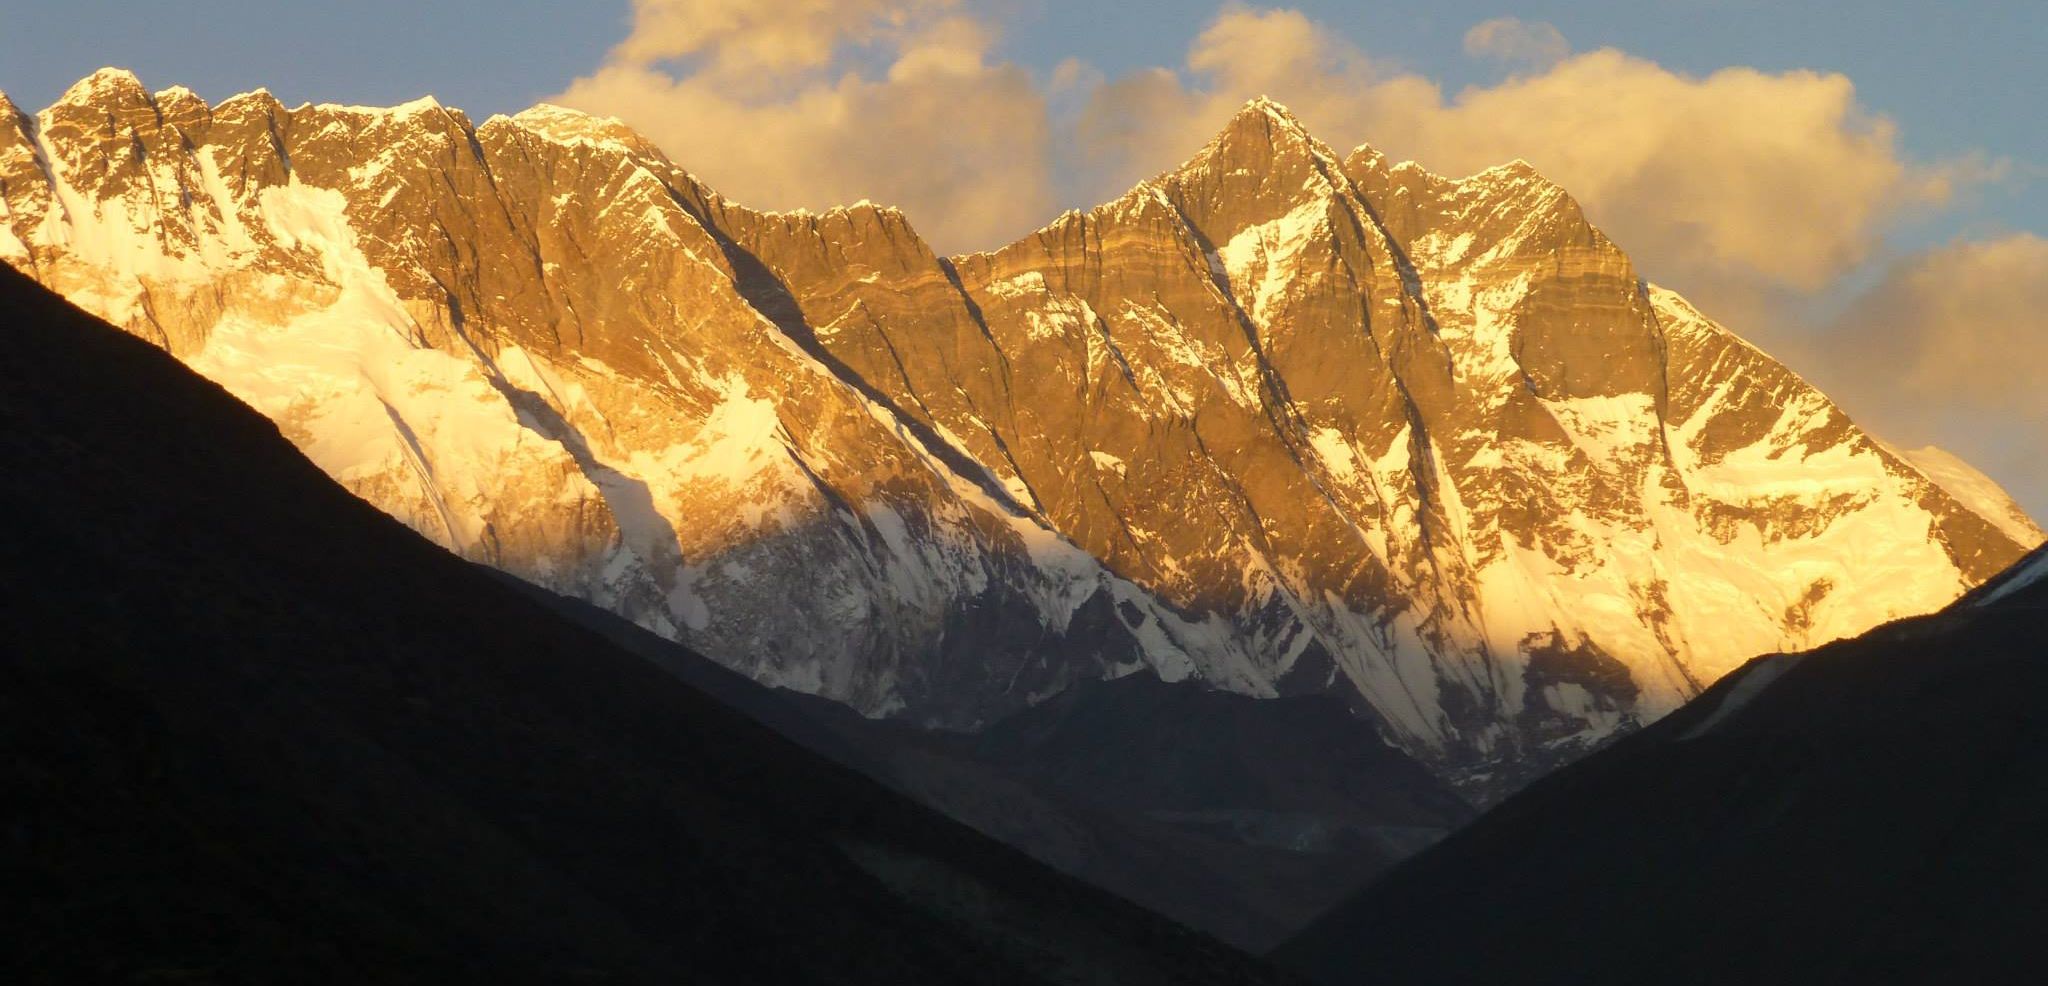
xmin=3 ymin=69 xmax=2035 ymax=795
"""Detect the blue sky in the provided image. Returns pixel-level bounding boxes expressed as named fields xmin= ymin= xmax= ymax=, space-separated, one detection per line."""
xmin=4 ymin=1 xmax=2045 ymax=516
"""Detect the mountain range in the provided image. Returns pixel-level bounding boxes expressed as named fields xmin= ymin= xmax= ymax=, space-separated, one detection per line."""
xmin=15 ymin=231 xmax=2044 ymax=981
xmin=2 ymin=68 xmax=2037 ymax=802
xmin=8 ymin=63 xmax=2048 ymax=982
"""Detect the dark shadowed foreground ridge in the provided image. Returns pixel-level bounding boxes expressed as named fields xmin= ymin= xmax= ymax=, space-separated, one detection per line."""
xmin=1279 ymin=541 xmax=2048 ymax=985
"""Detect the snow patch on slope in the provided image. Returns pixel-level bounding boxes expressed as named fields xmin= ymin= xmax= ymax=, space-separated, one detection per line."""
xmin=1214 ymin=198 xmax=1327 ymax=326
xmin=189 ymin=181 xmax=606 ymax=568
xmin=1975 ymin=548 xmax=2048 ymax=608
xmin=0 ymin=194 xmax=27 ymax=260
xmin=1679 ymin=654 xmax=1802 ymax=739
xmin=1900 ymin=445 xmax=2044 ymax=547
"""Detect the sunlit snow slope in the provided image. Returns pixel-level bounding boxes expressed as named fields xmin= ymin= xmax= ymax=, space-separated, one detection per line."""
xmin=2 ymin=71 xmax=2034 ymax=792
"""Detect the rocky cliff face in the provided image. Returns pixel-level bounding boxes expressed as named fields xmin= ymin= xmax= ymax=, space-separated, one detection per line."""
xmin=4 ymin=71 xmax=2034 ymax=792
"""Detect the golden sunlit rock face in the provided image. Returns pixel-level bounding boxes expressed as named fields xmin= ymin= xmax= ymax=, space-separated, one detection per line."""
xmin=2 ymin=70 xmax=2033 ymax=793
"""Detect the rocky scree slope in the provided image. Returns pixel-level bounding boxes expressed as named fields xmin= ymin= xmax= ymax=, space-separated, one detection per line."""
xmin=2 ymin=70 xmax=2034 ymax=793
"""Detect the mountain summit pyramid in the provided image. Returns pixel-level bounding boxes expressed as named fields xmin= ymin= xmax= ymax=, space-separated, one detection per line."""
xmin=3 ymin=72 xmax=2034 ymax=794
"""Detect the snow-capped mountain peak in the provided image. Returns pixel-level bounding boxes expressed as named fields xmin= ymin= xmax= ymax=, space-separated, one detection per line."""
xmin=3 ymin=71 xmax=2033 ymax=796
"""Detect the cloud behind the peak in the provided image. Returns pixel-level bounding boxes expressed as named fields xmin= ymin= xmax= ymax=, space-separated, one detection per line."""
xmin=557 ymin=2 xmax=1982 ymax=304
xmin=1073 ymin=8 xmax=1958 ymax=303
xmin=1830 ymin=233 xmax=2048 ymax=406
xmin=1812 ymin=234 xmax=2048 ymax=515
xmin=556 ymin=0 xmax=1052 ymax=253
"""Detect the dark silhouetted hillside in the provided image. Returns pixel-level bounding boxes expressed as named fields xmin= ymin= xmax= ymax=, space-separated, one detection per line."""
xmin=1280 ymin=545 xmax=2048 ymax=985
xmin=0 ymin=263 xmax=1293 ymax=985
